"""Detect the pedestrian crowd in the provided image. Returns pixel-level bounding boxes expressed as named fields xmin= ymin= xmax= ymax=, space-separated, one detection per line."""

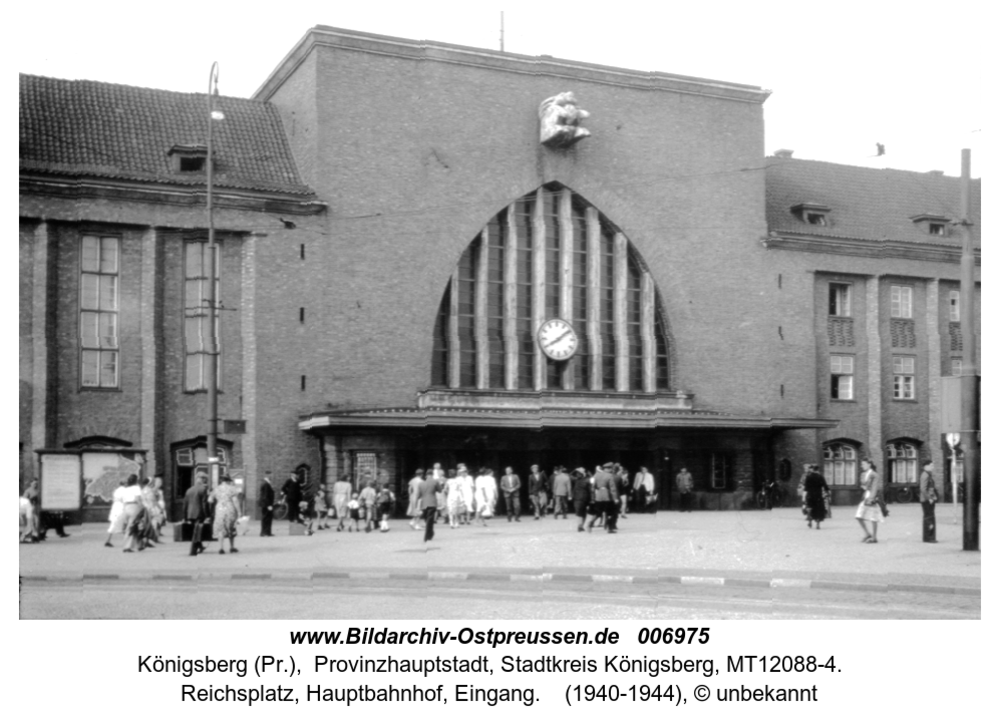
xmin=407 ymin=462 xmax=658 ymax=543
xmin=102 ymin=474 xmax=168 ymax=552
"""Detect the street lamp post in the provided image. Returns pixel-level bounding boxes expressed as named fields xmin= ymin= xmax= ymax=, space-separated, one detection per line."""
xmin=206 ymin=62 xmax=221 ymax=486
xmin=957 ymin=149 xmax=979 ymax=551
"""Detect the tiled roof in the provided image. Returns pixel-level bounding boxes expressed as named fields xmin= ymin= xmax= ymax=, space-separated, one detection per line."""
xmin=765 ymin=157 xmax=981 ymax=247
xmin=19 ymin=74 xmax=314 ymax=196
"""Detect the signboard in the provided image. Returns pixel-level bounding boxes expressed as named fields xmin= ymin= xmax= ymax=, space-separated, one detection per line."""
xmin=83 ymin=452 xmax=144 ymax=505
xmin=40 ymin=453 xmax=82 ymax=511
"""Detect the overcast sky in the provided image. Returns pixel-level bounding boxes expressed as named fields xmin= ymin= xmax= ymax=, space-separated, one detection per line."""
xmin=16 ymin=0 xmax=985 ymax=177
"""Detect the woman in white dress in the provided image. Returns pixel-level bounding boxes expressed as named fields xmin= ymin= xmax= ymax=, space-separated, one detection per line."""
xmin=457 ymin=464 xmax=476 ymax=525
xmin=104 ymin=479 xmax=127 ymax=548
xmin=855 ymin=458 xmax=884 ymax=543
xmin=445 ymin=469 xmax=464 ymax=528
xmin=474 ymin=468 xmax=498 ymax=526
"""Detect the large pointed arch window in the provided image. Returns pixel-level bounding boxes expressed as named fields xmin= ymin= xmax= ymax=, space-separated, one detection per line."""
xmin=432 ymin=185 xmax=671 ymax=392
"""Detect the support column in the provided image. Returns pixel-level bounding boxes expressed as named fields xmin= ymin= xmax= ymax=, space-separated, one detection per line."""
xmin=139 ymin=227 xmax=161 ymax=475
xmin=613 ymin=232 xmax=628 ymax=392
xmin=503 ymin=205 xmax=518 ymax=389
xmin=585 ymin=207 xmax=602 ymax=390
xmin=532 ymin=188 xmax=546 ymax=390
xmin=925 ymin=280 xmax=943 ymax=474
xmin=865 ymin=276 xmax=883 ymax=460
xmin=30 ymin=221 xmax=54 ymax=479
xmin=558 ymin=188 xmax=574 ymax=390
xmin=640 ymin=271 xmax=656 ymax=392
xmin=474 ymin=234 xmax=489 ymax=389
xmin=241 ymin=233 xmax=260 ymax=505
xmin=448 ymin=267 xmax=461 ymax=388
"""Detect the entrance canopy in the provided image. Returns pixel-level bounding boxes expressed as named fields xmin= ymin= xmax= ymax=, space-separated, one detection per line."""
xmin=299 ymin=390 xmax=837 ymax=432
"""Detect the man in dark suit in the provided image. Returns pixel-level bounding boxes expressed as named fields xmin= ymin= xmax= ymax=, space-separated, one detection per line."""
xmin=528 ymin=464 xmax=549 ymax=519
xmin=183 ymin=476 xmax=209 ymax=556
xmin=281 ymin=472 xmax=301 ymax=525
xmin=258 ymin=471 xmax=275 ymax=537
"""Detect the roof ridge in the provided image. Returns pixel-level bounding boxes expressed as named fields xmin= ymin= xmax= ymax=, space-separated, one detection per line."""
xmin=19 ymin=72 xmax=267 ymax=104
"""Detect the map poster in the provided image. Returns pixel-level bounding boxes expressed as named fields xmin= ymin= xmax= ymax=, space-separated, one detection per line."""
xmin=82 ymin=452 xmax=145 ymax=506
xmin=40 ymin=453 xmax=82 ymax=511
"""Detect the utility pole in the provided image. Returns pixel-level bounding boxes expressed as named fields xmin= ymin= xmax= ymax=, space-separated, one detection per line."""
xmin=206 ymin=62 xmax=221 ymax=487
xmin=957 ymin=148 xmax=979 ymax=551
xmin=500 ymin=11 xmax=505 ymax=52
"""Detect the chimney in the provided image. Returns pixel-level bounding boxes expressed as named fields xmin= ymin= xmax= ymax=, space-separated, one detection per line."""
xmin=773 ymin=149 xmax=794 ymax=159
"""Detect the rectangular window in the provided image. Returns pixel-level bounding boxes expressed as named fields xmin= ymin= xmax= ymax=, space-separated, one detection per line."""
xmin=829 ymin=282 xmax=851 ymax=317
xmin=710 ymin=453 xmax=731 ymax=490
xmin=890 ymin=285 xmax=912 ymax=318
xmin=80 ymin=235 xmax=120 ymax=388
xmin=830 ymin=354 xmax=854 ymax=400
xmin=184 ymin=242 xmax=220 ymax=391
xmin=949 ymin=290 xmax=960 ymax=322
xmin=951 ymin=358 xmax=963 ymax=376
xmin=893 ymin=356 xmax=916 ymax=399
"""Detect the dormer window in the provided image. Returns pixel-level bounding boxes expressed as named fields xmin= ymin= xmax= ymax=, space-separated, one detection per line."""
xmin=791 ymin=202 xmax=831 ymax=227
xmin=168 ymin=144 xmax=210 ymax=173
xmin=909 ymin=213 xmax=951 ymax=237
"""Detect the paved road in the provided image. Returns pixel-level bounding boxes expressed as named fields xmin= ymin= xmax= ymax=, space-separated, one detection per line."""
xmin=20 ymin=506 xmax=979 ymax=620
xmin=20 ymin=575 xmax=979 ymax=620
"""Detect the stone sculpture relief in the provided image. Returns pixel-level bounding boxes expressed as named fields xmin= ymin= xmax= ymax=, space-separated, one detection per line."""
xmin=538 ymin=92 xmax=591 ymax=149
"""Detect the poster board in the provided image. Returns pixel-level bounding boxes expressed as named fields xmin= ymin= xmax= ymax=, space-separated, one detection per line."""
xmin=39 ymin=452 xmax=82 ymax=511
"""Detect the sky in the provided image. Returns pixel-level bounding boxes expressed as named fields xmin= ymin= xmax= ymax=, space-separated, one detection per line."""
xmin=14 ymin=0 xmax=986 ymax=177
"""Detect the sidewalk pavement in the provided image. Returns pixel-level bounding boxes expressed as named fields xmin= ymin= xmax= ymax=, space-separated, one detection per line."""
xmin=19 ymin=505 xmax=980 ymax=596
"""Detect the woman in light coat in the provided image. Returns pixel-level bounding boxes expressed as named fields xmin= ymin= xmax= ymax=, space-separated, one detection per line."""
xmin=855 ymin=458 xmax=884 ymax=543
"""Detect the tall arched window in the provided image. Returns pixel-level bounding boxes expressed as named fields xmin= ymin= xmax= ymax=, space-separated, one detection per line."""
xmin=823 ymin=443 xmax=858 ymax=486
xmin=887 ymin=441 xmax=919 ymax=484
xmin=431 ymin=185 xmax=671 ymax=392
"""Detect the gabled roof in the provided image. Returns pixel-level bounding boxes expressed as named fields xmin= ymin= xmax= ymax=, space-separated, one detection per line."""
xmin=19 ymin=73 xmax=314 ymax=197
xmin=765 ymin=157 xmax=981 ymax=247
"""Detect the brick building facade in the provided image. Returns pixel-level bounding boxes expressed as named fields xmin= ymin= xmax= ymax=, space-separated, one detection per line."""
xmin=20 ymin=27 xmax=980 ymax=519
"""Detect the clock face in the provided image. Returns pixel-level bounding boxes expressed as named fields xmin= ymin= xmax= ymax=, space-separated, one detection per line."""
xmin=537 ymin=318 xmax=579 ymax=361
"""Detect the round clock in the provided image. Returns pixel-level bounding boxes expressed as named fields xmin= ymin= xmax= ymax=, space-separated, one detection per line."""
xmin=537 ymin=318 xmax=579 ymax=361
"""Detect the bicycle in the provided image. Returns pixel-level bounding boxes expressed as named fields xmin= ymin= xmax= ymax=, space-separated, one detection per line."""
xmin=756 ymin=483 xmax=786 ymax=509
xmin=892 ymin=485 xmax=915 ymax=504
xmin=272 ymin=501 xmax=288 ymax=521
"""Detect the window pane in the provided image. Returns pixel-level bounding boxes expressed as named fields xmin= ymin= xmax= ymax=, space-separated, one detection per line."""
xmin=99 ymin=275 xmax=117 ymax=310
xmin=81 ymin=273 xmax=99 ymax=309
xmin=100 ymin=237 xmax=119 ymax=273
xmin=100 ymin=350 xmax=118 ymax=387
xmin=185 ymin=243 xmax=203 ymax=278
xmin=186 ymin=354 xmax=204 ymax=390
xmin=185 ymin=279 xmax=203 ymax=310
xmin=80 ymin=311 xmax=99 ymax=348
xmin=838 ymin=375 xmax=853 ymax=400
xmin=81 ymin=236 xmax=100 ymax=272
xmin=186 ymin=317 xmax=204 ymax=351
xmin=81 ymin=350 xmax=100 ymax=386
xmin=99 ymin=312 xmax=118 ymax=348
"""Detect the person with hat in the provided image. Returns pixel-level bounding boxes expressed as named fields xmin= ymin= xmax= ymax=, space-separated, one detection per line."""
xmin=570 ymin=468 xmax=591 ymax=532
xmin=551 ymin=466 xmax=571 ymax=519
xmin=258 ymin=470 xmax=275 ymax=537
xmin=918 ymin=460 xmax=939 ymax=543
xmin=183 ymin=475 xmax=209 ymax=556
xmin=588 ymin=463 xmax=620 ymax=533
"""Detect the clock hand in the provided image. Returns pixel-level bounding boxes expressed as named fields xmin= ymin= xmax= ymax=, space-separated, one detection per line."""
xmin=544 ymin=330 xmax=572 ymax=348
